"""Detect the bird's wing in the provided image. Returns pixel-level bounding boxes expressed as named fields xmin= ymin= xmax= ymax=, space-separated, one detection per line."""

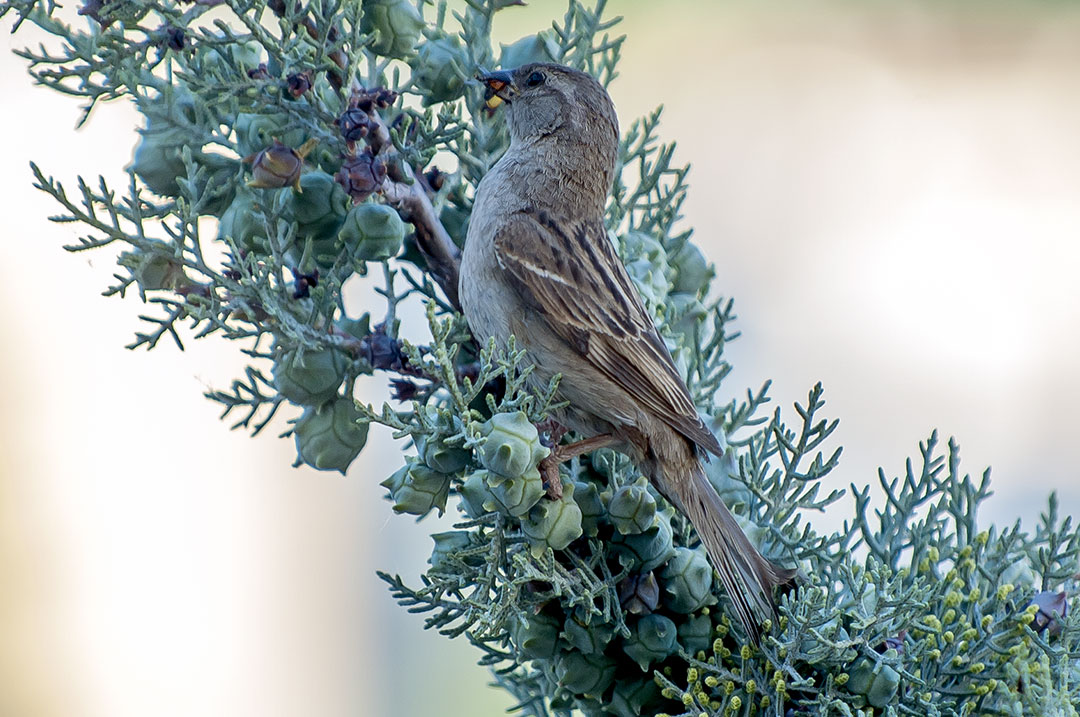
xmin=493 ymin=208 xmax=723 ymax=457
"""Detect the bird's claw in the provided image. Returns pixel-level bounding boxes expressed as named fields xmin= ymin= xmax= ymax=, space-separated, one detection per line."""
xmin=536 ymin=418 xmax=568 ymax=449
xmin=536 ymin=433 xmax=618 ymax=500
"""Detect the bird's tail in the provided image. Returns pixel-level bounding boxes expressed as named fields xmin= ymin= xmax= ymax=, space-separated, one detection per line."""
xmin=677 ymin=464 xmax=796 ymax=644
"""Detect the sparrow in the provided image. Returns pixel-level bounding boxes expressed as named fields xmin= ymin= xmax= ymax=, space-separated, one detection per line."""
xmin=459 ymin=63 xmax=794 ymax=643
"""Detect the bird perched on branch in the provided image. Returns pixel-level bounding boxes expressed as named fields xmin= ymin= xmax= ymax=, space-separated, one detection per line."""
xmin=460 ymin=63 xmax=794 ymax=643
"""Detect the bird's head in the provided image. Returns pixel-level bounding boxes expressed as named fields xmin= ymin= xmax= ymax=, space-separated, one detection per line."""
xmin=477 ymin=63 xmax=619 ymax=159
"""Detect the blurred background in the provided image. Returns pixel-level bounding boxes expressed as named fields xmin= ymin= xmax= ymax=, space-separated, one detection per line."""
xmin=2 ymin=1 xmax=1079 ymax=715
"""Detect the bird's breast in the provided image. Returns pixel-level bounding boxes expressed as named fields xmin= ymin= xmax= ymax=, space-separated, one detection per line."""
xmin=459 ymin=163 xmax=519 ymax=351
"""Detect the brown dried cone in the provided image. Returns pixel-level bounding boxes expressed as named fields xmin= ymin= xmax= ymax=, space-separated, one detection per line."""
xmin=244 ymin=138 xmax=318 ymax=190
xmin=619 ymin=571 xmax=660 ymax=615
xmin=285 ymin=70 xmax=312 ymax=99
xmin=336 ymin=108 xmax=372 ymax=143
xmin=461 ymin=64 xmax=795 ymax=643
xmin=160 ymin=25 xmax=186 ymax=52
xmin=335 ymin=150 xmax=387 ymax=203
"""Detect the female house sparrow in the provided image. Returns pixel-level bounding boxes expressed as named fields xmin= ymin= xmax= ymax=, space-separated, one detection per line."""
xmin=460 ymin=63 xmax=794 ymax=642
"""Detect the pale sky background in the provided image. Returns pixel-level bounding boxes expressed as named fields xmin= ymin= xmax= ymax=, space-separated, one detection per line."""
xmin=1 ymin=2 xmax=1079 ymax=716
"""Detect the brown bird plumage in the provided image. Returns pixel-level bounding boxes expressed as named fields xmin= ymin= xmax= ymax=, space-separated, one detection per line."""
xmin=460 ymin=63 xmax=794 ymax=643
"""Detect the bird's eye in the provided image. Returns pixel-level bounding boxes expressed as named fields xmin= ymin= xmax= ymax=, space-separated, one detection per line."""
xmin=525 ymin=71 xmax=545 ymax=87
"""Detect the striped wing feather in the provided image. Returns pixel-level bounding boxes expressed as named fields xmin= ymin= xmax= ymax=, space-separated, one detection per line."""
xmin=493 ymin=209 xmax=723 ymax=457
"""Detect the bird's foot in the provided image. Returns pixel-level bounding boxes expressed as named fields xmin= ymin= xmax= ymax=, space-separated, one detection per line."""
xmin=538 ymin=433 xmax=618 ymax=500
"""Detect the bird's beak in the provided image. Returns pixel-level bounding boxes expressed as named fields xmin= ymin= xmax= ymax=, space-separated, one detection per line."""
xmin=477 ymin=70 xmax=515 ymax=109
